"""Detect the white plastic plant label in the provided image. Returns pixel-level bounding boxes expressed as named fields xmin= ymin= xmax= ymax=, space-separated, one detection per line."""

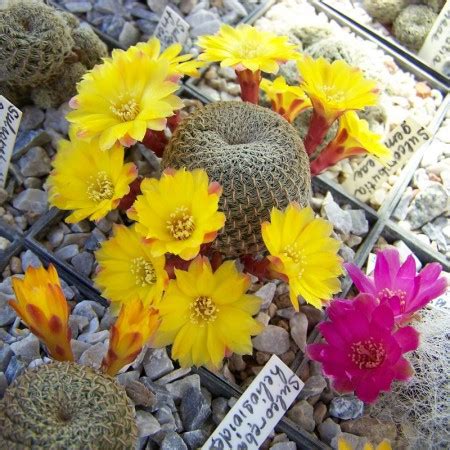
xmin=154 ymin=6 xmax=190 ymax=50
xmin=202 ymin=355 xmax=304 ymax=450
xmin=418 ymin=2 xmax=450 ymax=76
xmin=0 ymin=95 xmax=22 ymax=188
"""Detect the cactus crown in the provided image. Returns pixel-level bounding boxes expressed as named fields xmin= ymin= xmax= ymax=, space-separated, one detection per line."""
xmin=0 ymin=362 xmax=137 ymax=449
xmin=163 ymin=101 xmax=311 ymax=257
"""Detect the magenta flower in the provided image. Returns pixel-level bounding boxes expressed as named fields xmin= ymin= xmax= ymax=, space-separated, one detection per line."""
xmin=345 ymin=248 xmax=447 ymax=323
xmin=307 ymin=294 xmax=419 ymax=403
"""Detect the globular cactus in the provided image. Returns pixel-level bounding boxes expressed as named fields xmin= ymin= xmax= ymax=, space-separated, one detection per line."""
xmin=162 ymin=101 xmax=311 ymax=258
xmin=363 ymin=0 xmax=407 ymax=25
xmin=0 ymin=362 xmax=138 ymax=449
xmin=0 ymin=0 xmax=107 ymax=108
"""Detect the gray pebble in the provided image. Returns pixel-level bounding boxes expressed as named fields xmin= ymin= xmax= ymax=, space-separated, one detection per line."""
xmin=0 ymin=342 xmax=13 ymax=372
xmin=180 ymin=386 xmax=211 ymax=431
xmin=71 ymin=252 xmax=94 ymax=277
xmin=136 ymin=410 xmax=162 ymax=438
xmin=55 ymin=244 xmax=79 ymax=261
xmin=287 ymin=400 xmax=315 ymax=432
xmin=161 ymin=432 xmax=188 ymax=450
xmin=330 ymin=396 xmax=364 ymax=420
xmin=0 ymin=372 xmax=7 ymax=397
xmin=12 ymin=189 xmax=48 ymax=214
xmin=144 ymin=348 xmax=175 ymax=381
xmin=119 ymin=21 xmax=140 ymax=47
xmin=21 ymin=250 xmax=41 ymax=270
xmin=166 ymin=374 xmax=201 ymax=402
xmin=299 ymin=375 xmax=327 ymax=400
xmin=20 ymin=106 xmax=45 ymax=131
xmin=182 ymin=430 xmax=207 ymax=449
xmin=78 ymin=341 xmax=107 ymax=369
xmin=5 ymin=355 xmax=26 ymax=383
xmin=0 ymin=292 xmax=16 ymax=327
xmin=10 ymin=334 xmax=40 ymax=364
xmin=318 ymin=418 xmax=341 ymax=444
xmin=65 ymin=1 xmax=92 ymax=13
xmin=252 ymin=325 xmax=290 ymax=354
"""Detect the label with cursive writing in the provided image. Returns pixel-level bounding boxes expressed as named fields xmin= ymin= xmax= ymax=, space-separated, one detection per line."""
xmin=202 ymin=355 xmax=303 ymax=450
xmin=154 ymin=6 xmax=190 ymax=50
xmin=0 ymin=96 xmax=22 ymax=188
xmin=342 ymin=118 xmax=431 ymax=202
xmin=418 ymin=2 xmax=450 ymax=76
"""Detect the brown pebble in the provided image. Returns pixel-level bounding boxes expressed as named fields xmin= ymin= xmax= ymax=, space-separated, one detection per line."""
xmin=255 ymin=351 xmax=271 ymax=365
xmin=307 ymin=393 xmax=321 ymax=406
xmin=280 ymin=350 xmax=295 ymax=366
xmin=10 ymin=256 xmax=22 ymax=274
xmin=341 ymin=416 xmax=397 ymax=445
xmin=296 ymin=362 xmax=310 ymax=382
xmin=268 ymin=303 xmax=277 ymax=318
xmin=302 ymin=305 xmax=325 ymax=331
xmin=275 ymin=292 xmax=292 ymax=309
xmin=416 ymin=81 xmax=432 ymax=98
xmin=313 ymin=402 xmax=328 ymax=425
xmin=125 ymin=380 xmax=155 ymax=407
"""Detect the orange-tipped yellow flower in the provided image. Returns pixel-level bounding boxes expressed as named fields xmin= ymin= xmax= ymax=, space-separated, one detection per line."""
xmin=198 ymin=24 xmax=300 ymax=103
xmin=94 ymin=225 xmax=168 ymax=313
xmin=260 ymin=76 xmax=312 ymax=123
xmin=128 ymin=37 xmax=204 ymax=79
xmin=9 ymin=265 xmax=74 ymax=362
xmin=128 ymin=168 xmax=226 ymax=261
xmin=298 ymin=56 xmax=378 ymax=154
xmin=310 ymin=111 xmax=392 ymax=175
xmin=261 ymin=203 xmax=343 ymax=310
xmin=67 ymin=50 xmax=183 ymax=151
xmin=154 ymin=256 xmax=263 ymax=368
xmin=338 ymin=436 xmax=392 ymax=450
xmin=47 ymin=135 xmax=137 ymax=223
xmin=101 ymin=299 xmax=159 ymax=376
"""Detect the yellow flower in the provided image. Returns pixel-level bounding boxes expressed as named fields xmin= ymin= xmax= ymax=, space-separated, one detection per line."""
xmin=101 ymin=299 xmax=159 ymax=376
xmin=338 ymin=436 xmax=392 ymax=450
xmin=94 ymin=224 xmax=168 ymax=312
xmin=298 ymin=56 xmax=379 ymax=154
xmin=128 ymin=37 xmax=204 ymax=78
xmin=9 ymin=265 xmax=74 ymax=362
xmin=67 ymin=50 xmax=183 ymax=150
xmin=48 ymin=136 xmax=137 ymax=223
xmin=198 ymin=24 xmax=300 ymax=73
xmin=154 ymin=256 xmax=263 ymax=368
xmin=298 ymin=56 xmax=378 ymax=123
xmin=128 ymin=168 xmax=225 ymax=261
xmin=260 ymin=76 xmax=312 ymax=123
xmin=310 ymin=111 xmax=392 ymax=175
xmin=261 ymin=203 xmax=343 ymax=310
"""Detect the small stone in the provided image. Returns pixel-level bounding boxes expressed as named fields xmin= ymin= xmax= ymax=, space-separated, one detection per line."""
xmin=78 ymin=330 xmax=109 ymax=345
xmin=340 ymin=416 xmax=397 ymax=445
xmin=180 ymin=386 xmax=211 ymax=431
xmin=330 ymin=396 xmax=364 ymax=420
xmin=161 ymin=432 xmax=188 ymax=450
xmin=147 ymin=0 xmax=169 ymax=14
xmin=393 ymin=189 xmax=413 ymax=221
xmin=318 ymin=418 xmax=341 ymax=444
xmin=191 ymin=19 xmax=222 ymax=37
xmin=155 ymin=367 xmax=191 ymax=385
xmin=65 ymin=1 xmax=92 ymax=13
xmin=78 ymin=341 xmax=107 ymax=369
xmin=289 ymin=312 xmax=308 ymax=352
xmin=125 ymin=380 xmax=156 ymax=407
xmin=119 ymin=22 xmax=140 ymax=47
xmin=73 ymin=300 xmax=101 ymax=320
xmin=270 ymin=442 xmax=296 ymax=450
xmin=70 ymin=339 xmax=90 ymax=362
xmin=0 ymin=188 xmax=8 ymax=205
xmin=323 ymin=198 xmax=352 ymax=235
xmin=0 ymin=342 xmax=13 ymax=372
xmin=143 ymin=348 xmax=174 ymax=380
xmin=5 ymin=355 xmax=26 ymax=383
xmin=0 ymin=293 xmax=16 ymax=327
xmin=18 ymin=146 xmax=51 ymax=177
xmin=348 ymin=210 xmax=369 ymax=236
xmin=12 ymin=189 xmax=48 ymax=214
xmin=136 ymin=410 xmax=161 ymax=438
xmin=166 ymin=374 xmax=201 ymax=402
xmin=287 ymin=400 xmax=315 ymax=432
xmin=71 ymin=252 xmax=94 ymax=276
xmin=0 ymin=237 xmax=10 ymax=251
xmin=186 ymin=10 xmax=217 ymax=27
xmin=20 ymin=106 xmax=45 ymax=130
xmin=393 ymin=241 xmax=422 ymax=270
xmin=406 ymin=182 xmax=448 ymax=229
xmin=211 ymin=397 xmax=229 ymax=425
xmin=55 ymin=244 xmax=79 ymax=261
xmin=223 ymin=0 xmax=247 ymax=16
xmin=416 ymin=81 xmax=432 ymax=98
xmin=116 ymin=370 xmax=141 ymax=387
xmin=422 ymin=222 xmax=447 ymax=252
xmin=10 ymin=334 xmax=40 ymax=364
xmin=180 ymin=0 xmax=198 ymax=14
xmin=255 ymin=282 xmax=277 ymax=309
xmin=21 ymin=250 xmax=41 ymax=270
xmin=182 ymin=430 xmax=207 ymax=449
xmin=299 ymin=375 xmax=327 ymax=400
xmin=13 ymin=129 xmax=51 ymax=159
xmin=252 ymin=325 xmax=290 ymax=354
xmin=313 ymin=401 xmax=327 ymax=425
xmin=23 ymin=177 xmax=41 ymax=189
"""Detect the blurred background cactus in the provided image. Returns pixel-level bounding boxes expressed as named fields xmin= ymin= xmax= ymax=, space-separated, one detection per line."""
xmin=0 ymin=0 xmax=107 ymax=108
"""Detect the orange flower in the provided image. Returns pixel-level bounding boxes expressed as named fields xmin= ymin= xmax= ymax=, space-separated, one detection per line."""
xmin=9 ymin=265 xmax=74 ymax=361
xmin=101 ymin=299 xmax=159 ymax=376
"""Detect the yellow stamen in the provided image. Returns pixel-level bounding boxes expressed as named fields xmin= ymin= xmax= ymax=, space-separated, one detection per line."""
xmin=190 ymin=296 xmax=218 ymax=326
xmin=87 ymin=171 xmax=114 ymax=202
xmin=110 ymin=97 xmax=140 ymax=122
xmin=130 ymin=257 xmax=157 ymax=287
xmin=349 ymin=337 xmax=386 ymax=369
xmin=282 ymin=243 xmax=305 ymax=278
xmin=166 ymin=206 xmax=195 ymax=240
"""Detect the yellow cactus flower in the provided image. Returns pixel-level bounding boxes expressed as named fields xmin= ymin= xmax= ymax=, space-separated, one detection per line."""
xmin=128 ymin=37 xmax=204 ymax=79
xmin=261 ymin=203 xmax=343 ymax=310
xmin=198 ymin=24 xmax=300 ymax=103
xmin=94 ymin=225 xmax=168 ymax=312
xmin=67 ymin=50 xmax=183 ymax=150
xmin=128 ymin=168 xmax=225 ymax=261
xmin=154 ymin=256 xmax=263 ymax=368
xmin=297 ymin=56 xmax=378 ymax=154
xmin=9 ymin=265 xmax=74 ymax=362
xmin=311 ymin=111 xmax=392 ymax=175
xmin=101 ymin=299 xmax=159 ymax=376
xmin=48 ymin=136 xmax=137 ymax=223
xmin=260 ymin=76 xmax=312 ymax=123
xmin=338 ymin=436 xmax=393 ymax=450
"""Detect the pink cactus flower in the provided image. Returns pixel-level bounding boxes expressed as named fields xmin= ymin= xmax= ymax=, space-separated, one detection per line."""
xmin=345 ymin=248 xmax=447 ymax=323
xmin=307 ymin=294 xmax=419 ymax=403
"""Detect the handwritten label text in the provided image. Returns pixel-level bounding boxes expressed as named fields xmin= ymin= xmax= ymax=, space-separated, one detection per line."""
xmin=154 ymin=6 xmax=190 ymax=50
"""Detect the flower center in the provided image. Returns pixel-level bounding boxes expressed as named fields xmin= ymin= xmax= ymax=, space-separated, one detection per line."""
xmin=378 ymin=288 xmax=407 ymax=310
xmin=238 ymin=42 xmax=261 ymax=59
xmin=322 ymin=85 xmax=345 ymax=103
xmin=130 ymin=257 xmax=157 ymax=287
xmin=349 ymin=337 xmax=386 ymax=369
xmin=166 ymin=206 xmax=195 ymax=240
xmin=110 ymin=97 xmax=140 ymax=122
xmin=86 ymin=171 xmax=114 ymax=202
xmin=282 ymin=243 xmax=305 ymax=278
xmin=190 ymin=296 xmax=218 ymax=326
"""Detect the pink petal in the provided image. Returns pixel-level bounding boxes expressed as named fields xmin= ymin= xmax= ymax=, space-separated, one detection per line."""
xmin=418 ymin=262 xmax=442 ymax=283
xmin=353 ymin=293 xmax=378 ymax=318
xmin=354 ymin=375 xmax=384 ymax=403
xmin=371 ymin=303 xmax=394 ymax=330
xmin=374 ymin=249 xmax=399 ymax=291
xmin=318 ymin=321 xmax=347 ymax=347
xmin=397 ymin=255 xmax=416 ymax=279
xmin=393 ymin=326 xmax=419 ymax=353
xmin=332 ymin=376 xmax=354 ymax=394
xmin=306 ymin=343 xmax=327 ymax=362
xmin=411 ymin=277 xmax=447 ymax=312
xmin=344 ymin=263 xmax=376 ymax=294
xmin=392 ymin=356 xmax=414 ymax=381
